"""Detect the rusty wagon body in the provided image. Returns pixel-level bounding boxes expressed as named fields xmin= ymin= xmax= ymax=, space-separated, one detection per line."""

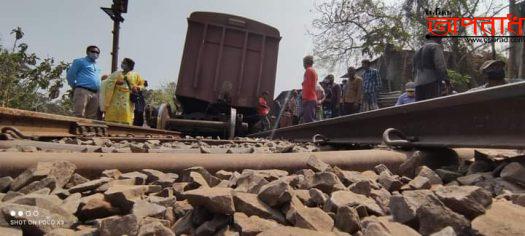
xmin=168 ymin=12 xmax=281 ymax=135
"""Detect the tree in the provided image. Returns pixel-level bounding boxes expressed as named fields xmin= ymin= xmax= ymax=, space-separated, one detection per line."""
xmin=311 ymin=0 xmax=507 ymax=76
xmin=311 ymin=0 xmax=410 ymax=69
xmin=10 ymin=26 xmax=23 ymax=53
xmin=0 ymin=27 xmax=71 ymax=114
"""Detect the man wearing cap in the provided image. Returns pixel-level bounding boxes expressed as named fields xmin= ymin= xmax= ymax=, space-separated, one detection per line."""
xmin=413 ymin=31 xmax=450 ymax=101
xmin=395 ymin=82 xmax=416 ymax=106
xmin=469 ymin=60 xmax=507 ymax=91
xmin=341 ymin=66 xmax=363 ymax=115
xmin=301 ymin=55 xmax=318 ymax=123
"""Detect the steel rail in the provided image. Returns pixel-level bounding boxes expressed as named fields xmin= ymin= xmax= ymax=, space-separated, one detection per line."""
xmin=0 ymin=107 xmax=180 ymax=139
xmin=0 ymin=150 xmax=410 ymax=178
xmin=250 ymin=81 xmax=525 ymax=149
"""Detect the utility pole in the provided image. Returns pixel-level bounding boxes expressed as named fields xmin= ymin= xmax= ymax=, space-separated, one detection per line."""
xmin=509 ymin=0 xmax=518 ymax=79
xmin=518 ymin=0 xmax=525 ymax=79
xmin=101 ymin=0 xmax=128 ymax=72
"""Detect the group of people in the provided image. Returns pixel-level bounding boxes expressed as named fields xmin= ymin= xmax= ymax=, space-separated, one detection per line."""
xmin=278 ymin=56 xmax=383 ymax=127
xmin=66 ymin=45 xmax=147 ymax=126
xmin=281 ymin=30 xmax=509 ymax=127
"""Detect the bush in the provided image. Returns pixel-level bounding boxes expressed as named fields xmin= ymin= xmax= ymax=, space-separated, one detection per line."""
xmin=0 ymin=27 xmax=71 ymax=114
xmin=447 ymin=69 xmax=471 ymax=92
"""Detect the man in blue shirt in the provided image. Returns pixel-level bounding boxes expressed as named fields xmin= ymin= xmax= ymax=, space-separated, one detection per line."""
xmin=67 ymin=45 xmax=101 ymax=119
xmin=361 ymin=59 xmax=381 ymax=111
xmin=396 ymin=82 xmax=416 ymax=106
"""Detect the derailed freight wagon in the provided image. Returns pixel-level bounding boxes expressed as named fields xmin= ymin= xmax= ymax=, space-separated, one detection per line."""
xmin=154 ymin=12 xmax=281 ymax=138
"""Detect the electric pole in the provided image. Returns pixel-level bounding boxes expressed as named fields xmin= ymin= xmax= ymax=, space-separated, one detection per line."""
xmin=102 ymin=0 xmax=128 ymax=72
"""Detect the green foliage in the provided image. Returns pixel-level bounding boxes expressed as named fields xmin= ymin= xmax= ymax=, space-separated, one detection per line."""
xmin=0 ymin=27 xmax=71 ymax=114
xmin=447 ymin=69 xmax=471 ymax=91
xmin=142 ymin=82 xmax=179 ymax=112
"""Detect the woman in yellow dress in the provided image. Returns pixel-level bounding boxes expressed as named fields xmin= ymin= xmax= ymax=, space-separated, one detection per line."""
xmin=103 ymin=58 xmax=144 ymax=125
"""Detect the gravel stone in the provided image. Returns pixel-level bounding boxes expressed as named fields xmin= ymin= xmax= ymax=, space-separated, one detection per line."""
xmin=311 ymin=172 xmax=346 ymax=194
xmin=471 ymin=200 xmax=525 ymax=236
xmin=335 ymin=205 xmax=361 ymax=234
xmin=98 ymin=214 xmax=139 ymax=236
xmin=325 ymin=190 xmax=384 ymax=216
xmin=307 ymin=155 xmax=332 ymax=172
xmin=0 ymin=177 xmax=13 ymax=193
xmin=257 ymin=179 xmax=292 ymax=207
xmin=233 ymin=212 xmax=278 ymax=236
xmin=138 ymin=220 xmax=175 ymax=236
xmin=377 ymin=172 xmax=402 ymax=192
xmin=294 ymin=206 xmax=334 ymax=231
xmin=500 ymin=162 xmax=525 ymax=186
xmin=416 ymin=194 xmax=470 ymax=235
xmin=182 ymin=187 xmax=235 ymax=214
xmin=434 ymin=185 xmax=492 ymax=219
xmin=233 ymin=191 xmax=286 ymax=223
xmin=416 ymin=166 xmax=443 ymax=185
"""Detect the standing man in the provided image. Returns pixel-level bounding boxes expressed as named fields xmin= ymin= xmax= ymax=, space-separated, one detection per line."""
xmin=67 ymin=45 xmax=102 ymax=119
xmin=341 ymin=79 xmax=348 ymax=95
xmin=301 ymin=55 xmax=318 ymax=123
xmin=413 ymin=32 xmax=450 ymax=101
xmin=361 ymin=59 xmax=381 ymax=111
xmin=326 ymin=75 xmax=341 ymax=117
xmin=395 ymin=81 xmax=416 ymax=106
xmin=341 ymin=66 xmax=363 ymax=115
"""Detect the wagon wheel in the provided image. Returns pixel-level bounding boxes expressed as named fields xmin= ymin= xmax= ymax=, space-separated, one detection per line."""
xmin=156 ymin=103 xmax=172 ymax=130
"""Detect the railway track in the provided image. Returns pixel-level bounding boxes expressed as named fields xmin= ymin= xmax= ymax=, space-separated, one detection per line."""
xmin=0 ymin=107 xmax=180 ymax=140
xmin=251 ymin=81 xmax=525 ymax=149
xmin=0 ymin=84 xmax=524 ymax=235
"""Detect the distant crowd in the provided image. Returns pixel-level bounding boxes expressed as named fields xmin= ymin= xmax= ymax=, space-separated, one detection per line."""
xmin=267 ymin=30 xmax=509 ymax=130
xmin=66 ymin=45 xmax=147 ymax=126
xmin=272 ymin=57 xmax=385 ymax=128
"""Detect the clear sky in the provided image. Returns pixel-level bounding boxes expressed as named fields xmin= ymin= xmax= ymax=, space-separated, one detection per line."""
xmin=0 ymin=0 xmax=318 ymax=95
